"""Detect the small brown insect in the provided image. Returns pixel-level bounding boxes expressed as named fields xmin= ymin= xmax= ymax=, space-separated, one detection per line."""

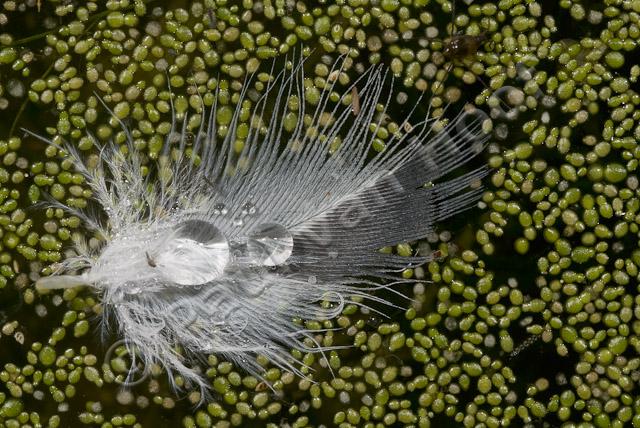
xmin=442 ymin=32 xmax=488 ymax=61
xmin=351 ymin=87 xmax=361 ymax=116
xmin=428 ymin=0 xmax=490 ymax=97
xmin=145 ymin=251 xmax=157 ymax=268
xmin=431 ymin=30 xmax=502 ymax=112
xmin=439 ymin=0 xmax=488 ymax=61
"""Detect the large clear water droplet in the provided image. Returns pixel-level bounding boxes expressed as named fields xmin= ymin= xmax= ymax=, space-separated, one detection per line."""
xmin=247 ymin=223 xmax=293 ymax=266
xmin=155 ymin=220 xmax=229 ymax=285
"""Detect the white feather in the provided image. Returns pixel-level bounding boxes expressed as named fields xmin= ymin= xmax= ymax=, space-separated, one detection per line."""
xmin=31 ymin=57 xmax=488 ymax=391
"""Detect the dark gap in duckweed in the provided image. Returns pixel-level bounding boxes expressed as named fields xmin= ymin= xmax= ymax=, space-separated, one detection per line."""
xmin=511 ymin=338 xmax=577 ymax=388
xmin=553 ymin=1 xmax=624 ymax=50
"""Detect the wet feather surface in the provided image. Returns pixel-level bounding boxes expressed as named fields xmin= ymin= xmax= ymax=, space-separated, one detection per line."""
xmin=31 ymin=58 xmax=488 ymax=390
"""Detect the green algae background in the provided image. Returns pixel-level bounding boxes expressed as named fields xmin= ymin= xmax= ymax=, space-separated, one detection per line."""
xmin=0 ymin=0 xmax=639 ymax=427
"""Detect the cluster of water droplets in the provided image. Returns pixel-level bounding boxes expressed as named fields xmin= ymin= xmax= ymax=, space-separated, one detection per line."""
xmin=158 ymin=201 xmax=294 ymax=286
xmin=212 ymin=203 xmax=228 ymax=216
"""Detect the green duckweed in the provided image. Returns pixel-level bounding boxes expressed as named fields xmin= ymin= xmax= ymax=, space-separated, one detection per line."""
xmin=0 ymin=0 xmax=638 ymax=427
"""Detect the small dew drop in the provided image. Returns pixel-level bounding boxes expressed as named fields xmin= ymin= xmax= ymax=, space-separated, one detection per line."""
xmin=213 ymin=203 xmax=226 ymax=215
xmin=241 ymin=201 xmax=257 ymax=216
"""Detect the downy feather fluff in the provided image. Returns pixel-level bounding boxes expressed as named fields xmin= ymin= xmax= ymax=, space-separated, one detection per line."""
xmin=32 ymin=57 xmax=488 ymax=391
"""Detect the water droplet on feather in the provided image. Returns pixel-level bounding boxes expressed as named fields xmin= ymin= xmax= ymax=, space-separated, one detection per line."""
xmin=155 ymin=220 xmax=229 ymax=285
xmin=247 ymin=223 xmax=293 ymax=266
